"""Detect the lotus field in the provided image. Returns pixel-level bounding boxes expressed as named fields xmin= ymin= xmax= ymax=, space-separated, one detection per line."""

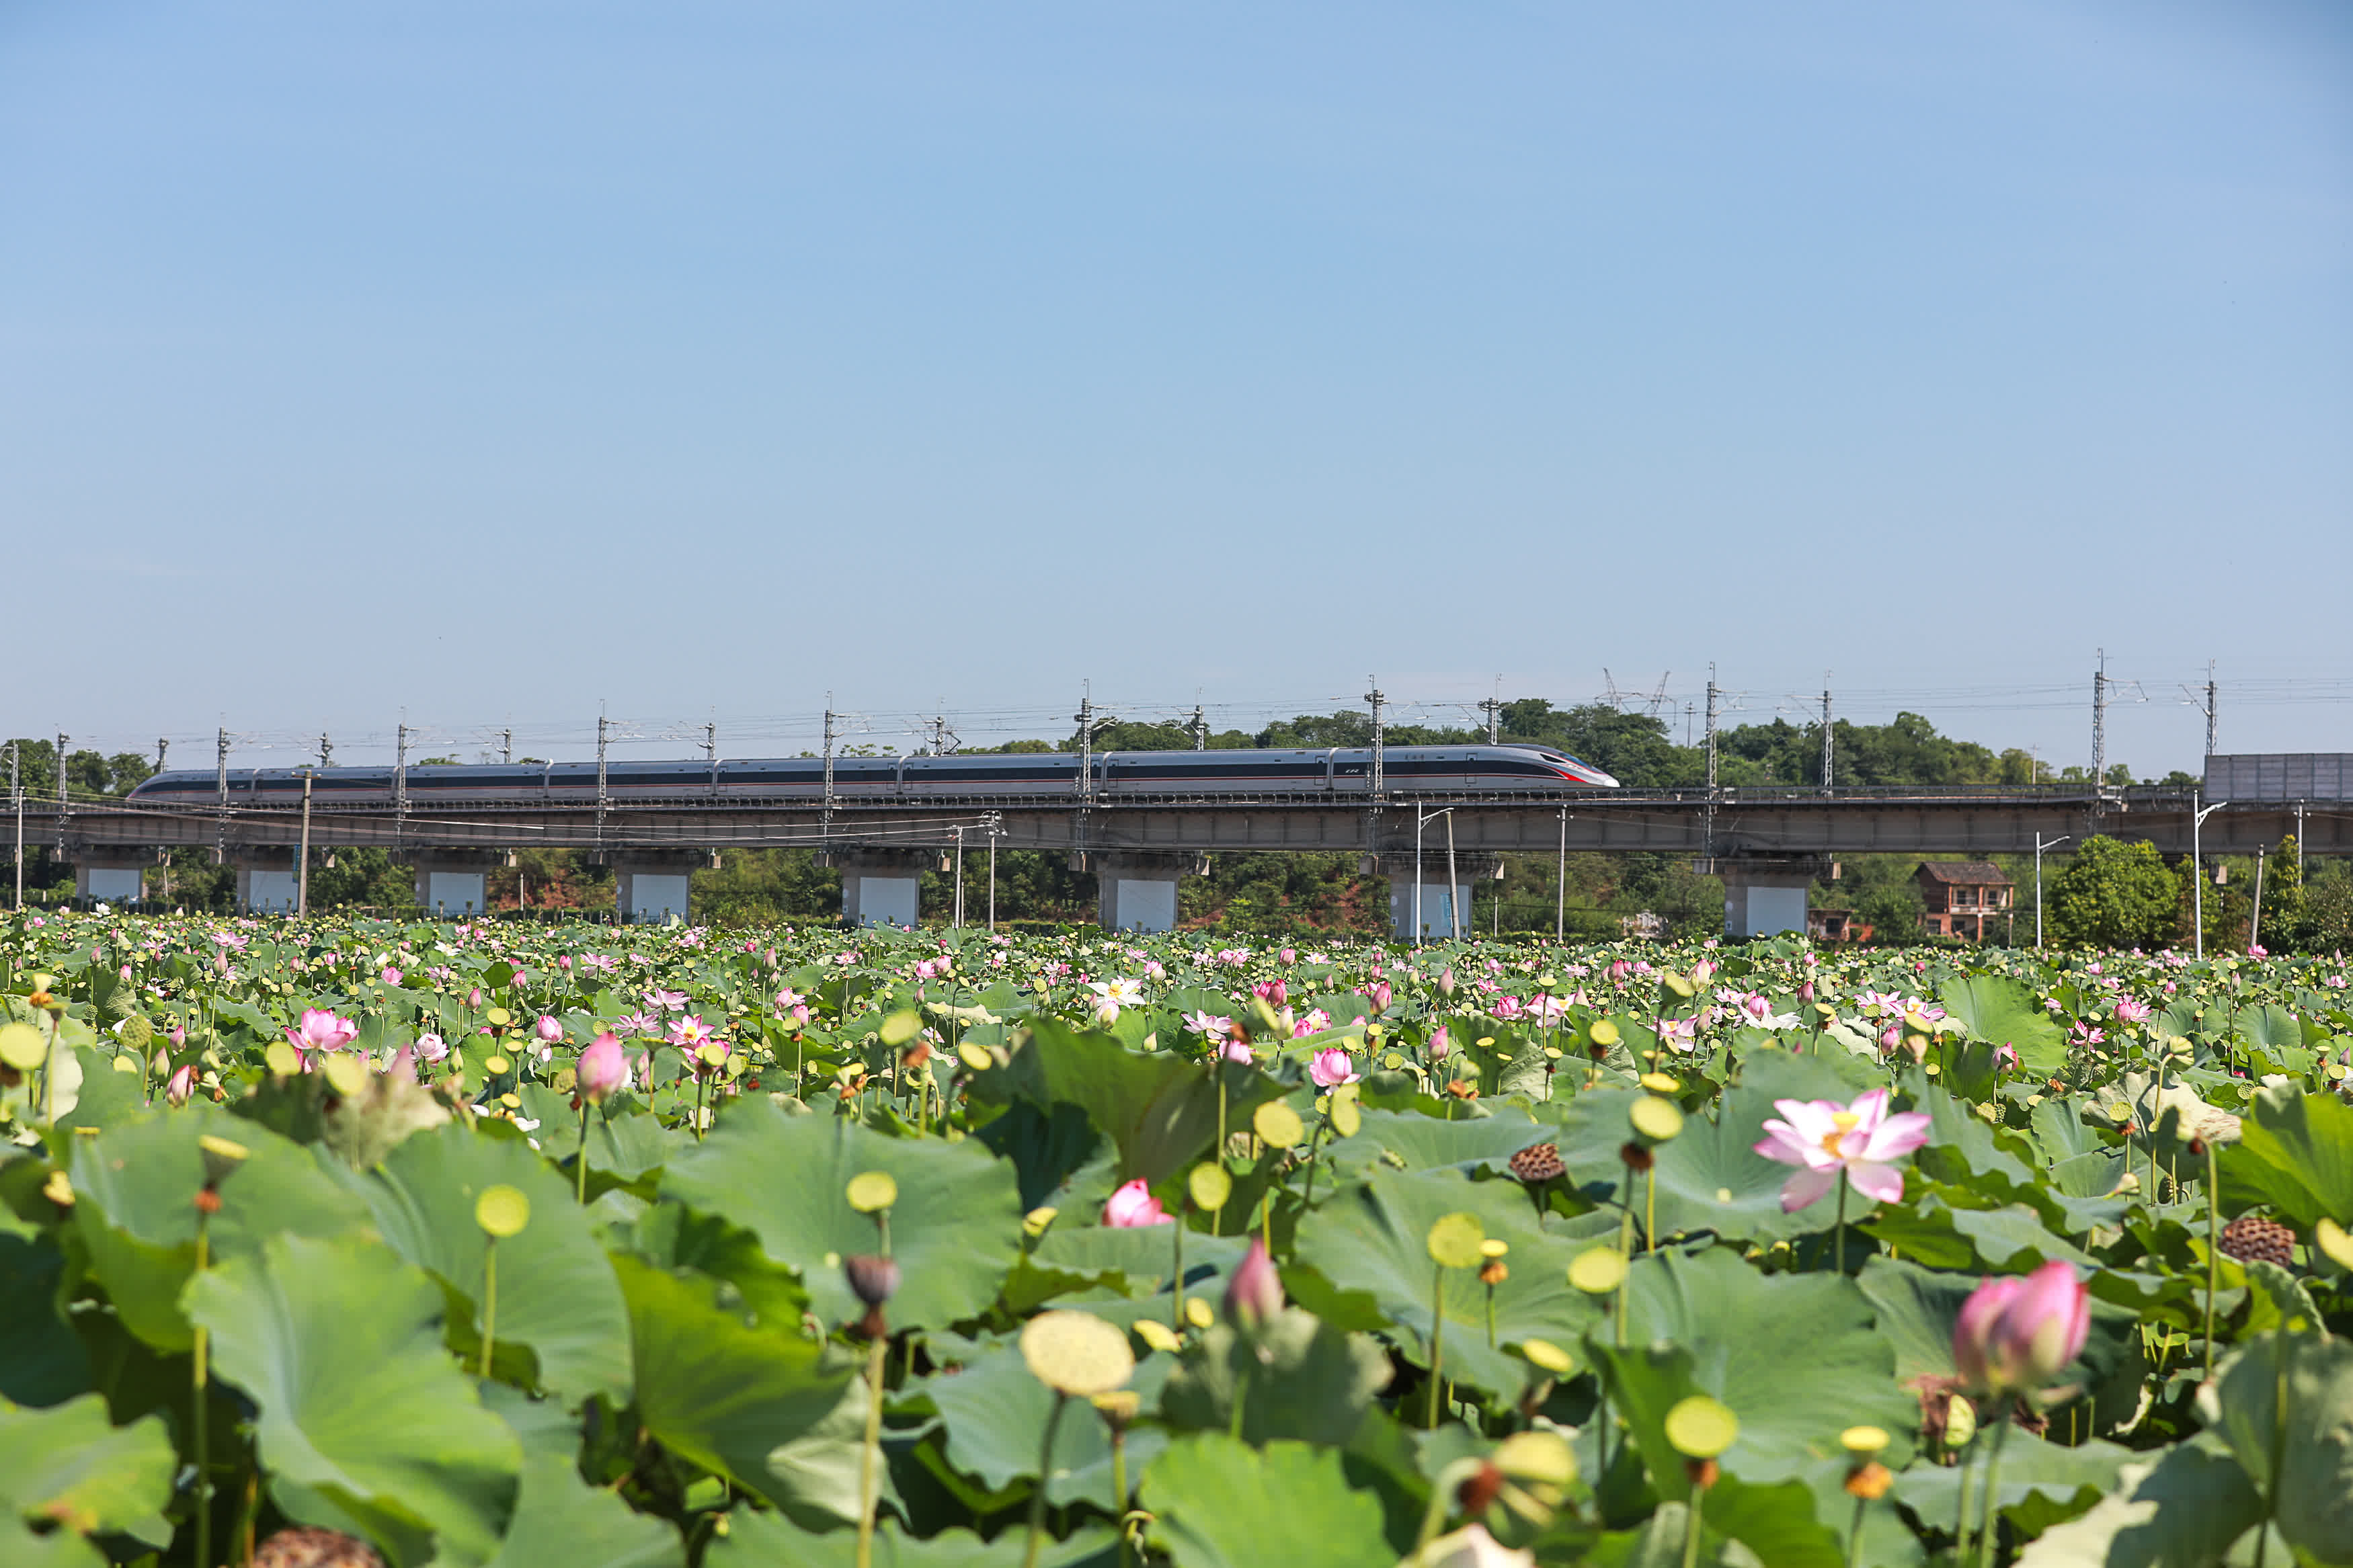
xmin=6 ymin=912 xmax=2353 ymax=1568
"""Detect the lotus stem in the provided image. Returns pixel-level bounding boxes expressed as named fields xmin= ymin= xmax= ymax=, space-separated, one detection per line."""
xmin=1834 ymin=1169 xmax=1849 ymax=1275
xmin=1681 ymin=1481 xmax=1707 ymax=1568
xmin=1171 ymin=1211 xmax=1186 ymax=1333
xmin=1973 ymin=1405 xmax=2011 ymax=1568
xmin=1214 ymin=1070 xmax=1228 ymax=1234
xmin=855 ymin=1329 xmax=888 ymax=1568
xmin=575 ymin=1099 xmax=592 ymax=1206
xmin=193 ymin=1209 xmax=212 ymax=1568
xmin=1954 ymin=1427 xmax=1976 ymax=1560
xmin=1646 ymin=1165 xmax=1659 ymax=1253
xmin=1111 ymin=1424 xmax=1131 ymax=1568
xmin=1426 ymin=1264 xmax=1447 ymax=1427
xmin=1021 ymin=1393 xmax=1070 ymax=1568
xmin=2203 ymin=1137 xmax=2219 ymax=1376
xmin=1845 ymin=1492 xmax=1868 ymax=1568
xmin=479 ymin=1236 xmax=500 ymax=1380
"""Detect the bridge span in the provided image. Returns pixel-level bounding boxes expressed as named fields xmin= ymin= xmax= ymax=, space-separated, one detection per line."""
xmin=23 ymin=782 xmax=2345 ymax=936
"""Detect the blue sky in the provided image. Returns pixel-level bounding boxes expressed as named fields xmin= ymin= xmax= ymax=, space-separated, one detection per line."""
xmin=4 ymin=2 xmax=2347 ymax=772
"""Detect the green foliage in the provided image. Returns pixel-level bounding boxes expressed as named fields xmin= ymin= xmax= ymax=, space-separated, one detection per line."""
xmin=6 ymin=909 xmax=2353 ymax=1565
xmin=2047 ymin=837 xmax=2182 ymax=949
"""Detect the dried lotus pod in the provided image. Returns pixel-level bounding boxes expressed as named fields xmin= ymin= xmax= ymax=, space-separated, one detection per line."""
xmin=2218 ymin=1215 xmax=2296 ymax=1268
xmin=1507 ymin=1141 xmax=1564 ymax=1184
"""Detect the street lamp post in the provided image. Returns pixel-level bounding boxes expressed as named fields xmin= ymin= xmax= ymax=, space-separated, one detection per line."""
xmin=296 ymin=772 xmax=313 ymax=917
xmin=2034 ymin=833 xmax=2070 ymax=949
xmin=1413 ymin=804 xmax=1454 ymax=947
xmin=2192 ymin=794 xmax=2229 ymax=960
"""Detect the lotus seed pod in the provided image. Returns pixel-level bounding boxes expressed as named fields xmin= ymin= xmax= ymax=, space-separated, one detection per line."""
xmin=843 ymin=1253 xmax=900 ymax=1308
xmin=474 ymin=1184 xmax=530 ymax=1239
xmin=846 ymin=1171 xmax=898 ymax=1212
xmin=1020 ymin=1309 xmax=1136 ymax=1398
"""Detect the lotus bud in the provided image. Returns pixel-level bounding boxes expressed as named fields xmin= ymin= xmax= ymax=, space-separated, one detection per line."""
xmin=1224 ymin=1237 xmax=1283 ymax=1329
xmin=577 ymin=1032 xmax=627 ymax=1102
xmin=1951 ymin=1260 xmax=2089 ymax=1397
xmin=535 ymin=1014 xmax=564 ymax=1044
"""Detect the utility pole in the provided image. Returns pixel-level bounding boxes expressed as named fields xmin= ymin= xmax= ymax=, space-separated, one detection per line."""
xmin=318 ymin=733 xmax=332 ymax=769
xmin=9 ymin=742 xmax=21 ymax=909
xmin=986 ymin=811 xmax=1002 ymax=930
xmin=2091 ymin=649 xmax=2108 ymax=800
xmin=214 ymin=728 xmax=230 ymax=864
xmin=928 ymin=711 xmax=957 ymax=757
xmin=822 ymin=699 xmax=836 ymax=846
xmin=1446 ymin=809 xmax=1460 ymax=941
xmin=2192 ymin=794 xmax=2229 ymax=960
xmin=2033 ymin=833 xmax=2070 ymax=949
xmin=2204 ymin=661 xmax=2217 ymax=759
xmin=54 ymin=731 xmax=69 ymax=862
xmin=1556 ymin=806 xmax=1570 ymax=942
xmin=2251 ymin=841 xmax=2268 ymax=950
xmin=1703 ymin=666 xmax=1719 ymax=862
xmin=1819 ymin=679 xmax=1834 ymax=793
xmin=1365 ymin=677 xmax=1386 ymax=799
xmin=500 ymin=727 xmax=513 ymax=765
xmin=394 ymin=723 xmax=410 ymax=845
xmin=1479 ymin=679 xmax=1503 ymax=746
xmin=951 ymin=825 xmax=965 ymax=928
xmin=1074 ymin=689 xmax=1095 ymax=802
xmin=595 ymin=712 xmax=610 ymax=856
xmin=1189 ymin=704 xmax=1207 ymax=751
xmin=155 ymin=738 xmax=169 ymax=774
xmin=705 ymin=720 xmax=719 ymax=796
xmin=296 ymin=771 xmax=313 ymax=917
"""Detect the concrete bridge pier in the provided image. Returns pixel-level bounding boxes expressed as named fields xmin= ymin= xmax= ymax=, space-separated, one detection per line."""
xmin=74 ymin=850 xmax=153 ymax=906
xmin=1368 ymin=853 xmax=1502 ymax=942
xmin=821 ymin=848 xmax=929 ymax=929
xmin=1712 ymin=857 xmax=1828 ymax=940
xmin=233 ymin=850 xmax=301 ymax=914
xmin=609 ymin=851 xmax=707 ymax=924
xmin=410 ymin=850 xmax=505 ymax=917
xmin=1084 ymin=852 xmax=1208 ymax=934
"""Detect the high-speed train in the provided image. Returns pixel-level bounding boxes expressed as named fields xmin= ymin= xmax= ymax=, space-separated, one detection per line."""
xmin=126 ymin=744 xmax=1620 ymax=805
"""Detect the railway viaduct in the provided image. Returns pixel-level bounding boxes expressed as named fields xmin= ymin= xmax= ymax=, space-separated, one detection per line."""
xmin=25 ymin=778 xmax=2348 ymax=940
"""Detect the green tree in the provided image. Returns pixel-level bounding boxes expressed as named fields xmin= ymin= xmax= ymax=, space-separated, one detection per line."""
xmin=2046 ymin=837 xmax=2180 ymax=949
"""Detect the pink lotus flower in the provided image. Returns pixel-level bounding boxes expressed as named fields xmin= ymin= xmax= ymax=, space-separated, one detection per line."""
xmin=577 ymin=1032 xmax=628 ymax=1102
xmin=1279 ymin=948 xmax=1296 ymax=964
xmin=1216 ymin=1038 xmax=1254 ymax=1064
xmin=668 ymin=1014 xmax=717 ymax=1050
xmin=1103 ymin=1178 xmax=1173 ymax=1227
xmin=165 ymin=1063 xmax=197 ymax=1105
xmin=1309 ymin=1048 xmax=1359 ymax=1089
xmin=381 ymin=966 xmax=402 ymax=985
xmin=1952 ymin=1260 xmax=2089 ymax=1395
xmin=1753 ymin=1087 xmax=1931 ymax=1211
xmin=536 ymin=1014 xmax=565 ymax=1044
xmin=646 ymin=987 xmax=689 ymax=1012
xmin=1427 ymin=1026 xmax=1451 ymax=1061
xmin=416 ymin=1032 xmax=449 ymax=1063
xmin=2114 ymin=997 xmax=2151 ymax=1024
xmin=1224 ymin=1236 xmax=1283 ymax=1328
xmin=286 ymin=1008 xmax=358 ymax=1056
xmin=1370 ymin=981 xmax=1393 ymax=1014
